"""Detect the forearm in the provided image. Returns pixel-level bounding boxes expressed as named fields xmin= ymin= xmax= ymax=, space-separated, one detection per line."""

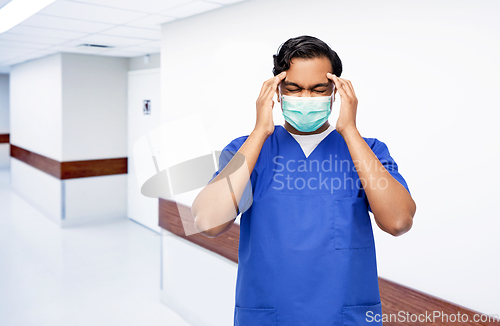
xmin=340 ymin=127 xmax=416 ymax=236
xmin=192 ymin=129 xmax=268 ymax=236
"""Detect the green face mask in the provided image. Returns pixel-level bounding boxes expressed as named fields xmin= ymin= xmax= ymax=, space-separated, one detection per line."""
xmin=280 ymin=93 xmax=333 ymax=132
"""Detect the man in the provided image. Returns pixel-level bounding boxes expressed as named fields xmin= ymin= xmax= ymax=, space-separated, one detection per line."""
xmin=191 ymin=35 xmax=416 ymax=326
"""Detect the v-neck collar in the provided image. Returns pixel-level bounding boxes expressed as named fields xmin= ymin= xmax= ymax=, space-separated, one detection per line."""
xmin=277 ymin=125 xmax=337 ymax=160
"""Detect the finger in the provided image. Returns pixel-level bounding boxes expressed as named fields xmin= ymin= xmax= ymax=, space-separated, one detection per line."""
xmin=326 ymin=72 xmax=337 ymax=92
xmin=259 ymin=75 xmax=279 ymax=98
xmin=334 ymin=78 xmax=350 ymax=100
xmin=336 ymin=77 xmax=354 ymax=98
xmin=343 ymin=79 xmax=356 ymax=98
xmin=263 ymin=71 xmax=286 ymax=101
xmin=327 ymin=72 xmax=341 ymax=92
xmin=273 ymin=71 xmax=287 ymax=96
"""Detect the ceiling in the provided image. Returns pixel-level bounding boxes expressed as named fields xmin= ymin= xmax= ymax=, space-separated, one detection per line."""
xmin=0 ymin=0 xmax=245 ymax=73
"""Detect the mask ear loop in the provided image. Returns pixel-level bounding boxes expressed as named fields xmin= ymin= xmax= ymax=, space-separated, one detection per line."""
xmin=278 ymin=85 xmax=282 ymax=106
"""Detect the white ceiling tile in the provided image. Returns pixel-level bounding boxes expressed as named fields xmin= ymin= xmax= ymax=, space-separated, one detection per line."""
xmin=38 ymin=0 xmax=149 ymax=25
xmin=20 ymin=13 xmax=115 ymax=33
xmin=133 ymin=40 xmax=161 ymax=49
xmin=0 ymin=58 xmax=24 ymax=66
xmin=23 ymin=50 xmax=58 ymax=60
xmin=0 ymin=46 xmax=34 ymax=56
xmin=7 ymin=25 xmax=89 ymax=40
xmin=0 ymin=39 xmax=51 ymax=49
xmin=60 ymin=34 xmax=150 ymax=47
xmin=206 ymin=0 xmax=245 ymax=4
xmin=0 ymin=32 xmax=68 ymax=45
xmin=101 ymin=26 xmax=160 ymax=40
xmin=0 ymin=52 xmax=33 ymax=63
xmin=0 ymin=54 xmax=39 ymax=66
xmin=119 ymin=45 xmax=160 ymax=54
xmin=160 ymin=0 xmax=223 ymax=18
xmin=45 ymin=43 xmax=111 ymax=55
xmin=125 ymin=14 xmax=177 ymax=29
xmin=98 ymin=48 xmax=146 ymax=57
xmin=61 ymin=46 xmax=108 ymax=55
xmin=65 ymin=0 xmax=192 ymax=14
xmin=6 ymin=53 xmax=57 ymax=66
xmin=0 ymin=0 xmax=11 ymax=9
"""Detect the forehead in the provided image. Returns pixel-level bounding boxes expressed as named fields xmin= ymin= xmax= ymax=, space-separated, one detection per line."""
xmin=283 ymin=56 xmax=332 ymax=86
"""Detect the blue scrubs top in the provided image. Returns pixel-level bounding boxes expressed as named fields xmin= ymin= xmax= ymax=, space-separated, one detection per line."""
xmin=208 ymin=125 xmax=411 ymax=326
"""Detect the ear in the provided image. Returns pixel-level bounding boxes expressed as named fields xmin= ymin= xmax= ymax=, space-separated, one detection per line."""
xmin=276 ymin=84 xmax=281 ymax=103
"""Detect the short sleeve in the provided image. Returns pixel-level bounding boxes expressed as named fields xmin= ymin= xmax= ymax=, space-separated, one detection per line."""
xmin=207 ymin=136 xmax=255 ymax=215
xmin=364 ymin=138 xmax=411 ymax=213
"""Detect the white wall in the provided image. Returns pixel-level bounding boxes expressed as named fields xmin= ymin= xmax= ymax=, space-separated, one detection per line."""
xmin=61 ymin=53 xmax=128 ymax=161
xmin=0 ymin=73 xmax=9 ymax=169
xmin=10 ymin=53 xmax=129 ymax=227
xmin=10 ymin=53 xmax=62 ymax=160
xmin=127 ymin=68 xmax=161 ymax=233
xmin=129 ymin=53 xmax=160 ymax=71
xmin=0 ymin=73 xmax=9 ymax=134
xmin=160 ymin=0 xmax=500 ymax=316
xmin=10 ymin=158 xmax=62 ymax=223
xmin=0 ymin=146 xmax=9 ymax=169
xmin=160 ymin=233 xmax=237 ymax=326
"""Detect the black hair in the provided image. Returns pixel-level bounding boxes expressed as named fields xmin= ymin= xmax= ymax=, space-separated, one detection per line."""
xmin=272 ymin=35 xmax=343 ymax=77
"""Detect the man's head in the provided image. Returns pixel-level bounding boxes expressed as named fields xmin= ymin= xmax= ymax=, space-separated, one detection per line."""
xmin=273 ymin=35 xmax=343 ymax=102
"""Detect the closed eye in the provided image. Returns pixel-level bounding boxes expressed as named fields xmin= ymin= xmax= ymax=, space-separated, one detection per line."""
xmin=287 ymin=89 xmax=327 ymax=92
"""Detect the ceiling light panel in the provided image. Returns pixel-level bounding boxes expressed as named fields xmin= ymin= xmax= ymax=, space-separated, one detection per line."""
xmin=38 ymin=0 xmax=148 ymax=25
xmin=0 ymin=0 xmax=58 ymax=34
xmin=161 ymin=0 xmax=223 ymax=18
xmin=20 ymin=14 xmax=115 ymax=33
xmin=65 ymin=0 xmax=193 ymax=14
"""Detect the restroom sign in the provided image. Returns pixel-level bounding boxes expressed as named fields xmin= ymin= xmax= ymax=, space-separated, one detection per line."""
xmin=143 ymin=100 xmax=151 ymax=115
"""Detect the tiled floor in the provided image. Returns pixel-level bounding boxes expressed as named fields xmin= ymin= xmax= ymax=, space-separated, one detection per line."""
xmin=0 ymin=169 xmax=191 ymax=326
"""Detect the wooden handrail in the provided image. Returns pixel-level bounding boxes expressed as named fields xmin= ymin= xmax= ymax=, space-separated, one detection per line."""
xmin=159 ymin=198 xmax=497 ymax=326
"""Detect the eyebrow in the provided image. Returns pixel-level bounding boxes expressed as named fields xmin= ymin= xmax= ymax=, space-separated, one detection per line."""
xmin=283 ymin=80 xmax=330 ymax=88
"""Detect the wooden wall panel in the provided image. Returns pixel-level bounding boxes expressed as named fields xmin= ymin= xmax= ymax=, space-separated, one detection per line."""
xmin=10 ymin=144 xmax=127 ymax=179
xmin=10 ymin=144 xmax=61 ymax=178
xmin=159 ymin=198 xmax=497 ymax=326
xmin=0 ymin=134 xmax=9 ymax=143
xmin=159 ymin=198 xmax=239 ymax=263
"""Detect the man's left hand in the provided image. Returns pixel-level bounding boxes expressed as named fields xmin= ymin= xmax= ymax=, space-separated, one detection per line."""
xmin=326 ymin=73 xmax=358 ymax=136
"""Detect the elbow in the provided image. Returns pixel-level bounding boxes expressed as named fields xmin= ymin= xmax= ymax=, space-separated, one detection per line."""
xmin=193 ymin=213 xmax=221 ymax=238
xmin=389 ymin=199 xmax=416 ymax=237
xmin=191 ymin=199 xmax=213 ymax=237
xmin=389 ymin=215 xmax=413 ymax=237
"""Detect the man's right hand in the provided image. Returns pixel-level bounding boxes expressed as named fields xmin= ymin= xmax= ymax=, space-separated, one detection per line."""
xmin=254 ymin=71 xmax=287 ymax=138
